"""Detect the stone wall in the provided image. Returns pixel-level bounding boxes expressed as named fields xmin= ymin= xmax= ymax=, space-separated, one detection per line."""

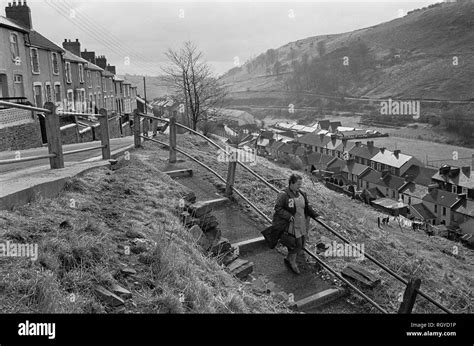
xmin=79 ymin=127 xmax=93 ymax=142
xmin=0 ymin=110 xmax=43 ymax=150
xmin=60 ymin=124 xmax=79 ymax=145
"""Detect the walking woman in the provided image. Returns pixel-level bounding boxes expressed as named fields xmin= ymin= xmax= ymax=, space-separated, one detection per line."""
xmin=272 ymin=174 xmax=319 ymax=274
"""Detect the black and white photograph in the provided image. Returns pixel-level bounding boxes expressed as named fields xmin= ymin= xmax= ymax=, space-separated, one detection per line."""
xmin=0 ymin=0 xmax=473 ymax=344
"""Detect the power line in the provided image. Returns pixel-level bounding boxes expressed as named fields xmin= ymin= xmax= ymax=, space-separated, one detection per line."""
xmin=44 ymin=0 xmax=160 ymax=76
xmin=55 ymin=0 xmax=162 ymax=69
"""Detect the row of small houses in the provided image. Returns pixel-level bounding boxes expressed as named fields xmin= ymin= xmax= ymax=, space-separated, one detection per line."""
xmin=256 ymin=130 xmax=474 ymax=237
xmin=0 ymin=1 xmax=139 ymax=150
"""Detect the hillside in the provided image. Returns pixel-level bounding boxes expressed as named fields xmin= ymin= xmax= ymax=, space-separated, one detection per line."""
xmin=120 ymin=74 xmax=173 ymax=100
xmin=219 ymin=1 xmax=474 ymax=106
xmin=0 ymin=134 xmax=472 ymax=313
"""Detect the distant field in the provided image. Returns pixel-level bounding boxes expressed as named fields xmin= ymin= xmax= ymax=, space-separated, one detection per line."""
xmin=262 ymin=115 xmax=474 ymax=166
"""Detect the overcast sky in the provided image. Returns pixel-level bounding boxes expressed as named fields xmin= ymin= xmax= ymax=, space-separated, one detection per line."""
xmin=8 ymin=0 xmax=439 ymax=76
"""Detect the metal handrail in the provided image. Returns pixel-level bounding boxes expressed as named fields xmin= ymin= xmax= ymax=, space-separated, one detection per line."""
xmin=57 ymin=111 xmax=106 ymax=118
xmin=141 ymin=135 xmax=388 ymax=314
xmin=0 ymin=100 xmax=50 ymax=113
xmin=135 ymin=110 xmax=453 ymax=314
xmin=138 ymin=112 xmax=280 ymax=193
xmin=63 ymin=145 xmax=105 ymax=156
xmin=0 ymin=153 xmax=57 ymax=165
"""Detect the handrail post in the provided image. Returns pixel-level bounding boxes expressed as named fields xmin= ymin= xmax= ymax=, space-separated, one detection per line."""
xmin=398 ymin=278 xmax=421 ymax=314
xmin=99 ymin=108 xmax=111 ymax=159
xmin=44 ymin=102 xmax=64 ymax=169
xmin=169 ymin=116 xmax=177 ymax=163
xmin=225 ymin=147 xmax=237 ymax=197
xmin=134 ymin=110 xmax=141 ymax=148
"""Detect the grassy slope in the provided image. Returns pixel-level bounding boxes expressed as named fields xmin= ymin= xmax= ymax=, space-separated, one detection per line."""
xmin=220 ymin=2 xmax=474 ymax=100
xmin=1 ymin=134 xmax=472 ymax=313
xmin=0 ymin=150 xmax=291 ymax=313
xmin=150 ymin=133 xmax=472 ymax=314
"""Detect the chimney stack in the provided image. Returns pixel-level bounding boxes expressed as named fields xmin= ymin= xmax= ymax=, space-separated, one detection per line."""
xmin=6 ymin=0 xmax=33 ymax=29
xmin=380 ymin=147 xmax=386 ymax=154
xmin=63 ymin=38 xmax=81 ymax=56
xmin=81 ymin=50 xmax=96 ymax=64
xmin=355 ymin=141 xmax=361 ymax=147
xmin=367 ymin=141 xmax=374 ymax=147
xmin=394 ymin=149 xmax=401 ymax=158
xmin=96 ymin=55 xmax=107 ymax=69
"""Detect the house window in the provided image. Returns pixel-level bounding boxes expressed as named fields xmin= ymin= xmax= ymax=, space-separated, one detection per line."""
xmin=14 ymin=74 xmax=22 ymax=83
xmin=103 ymin=78 xmax=106 ymax=92
xmin=10 ymin=33 xmax=20 ymax=62
xmin=386 ymin=188 xmax=389 ymax=196
xmin=434 ymin=205 xmax=437 ymax=213
xmin=87 ymin=70 xmax=91 ymax=86
xmin=462 ymin=187 xmax=468 ymax=195
xmin=451 ymin=185 xmax=457 ymax=193
xmin=79 ymin=64 xmax=84 ymax=83
xmin=377 ymin=163 xmax=382 ymax=171
xmin=45 ymin=83 xmax=52 ymax=103
xmin=51 ymin=53 xmax=59 ymax=75
xmin=442 ymin=207 xmax=446 ymax=216
xmin=30 ymin=48 xmax=40 ymax=74
xmin=366 ymin=181 xmax=369 ymax=188
xmin=33 ymin=84 xmax=42 ymax=107
xmin=65 ymin=62 xmax=72 ymax=83
xmin=67 ymin=89 xmax=74 ymax=110
xmin=401 ymin=195 xmax=404 ymax=202
xmin=371 ymin=162 xmax=376 ymax=169
xmin=408 ymin=197 xmax=411 ymax=205
xmin=392 ymin=191 xmax=395 ymax=198
xmin=54 ymin=84 xmax=61 ymax=105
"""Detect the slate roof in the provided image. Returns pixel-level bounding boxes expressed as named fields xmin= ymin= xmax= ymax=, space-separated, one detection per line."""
xmin=349 ymin=143 xmax=379 ymax=160
xmin=432 ymin=166 xmax=474 ymax=189
xmin=0 ymin=16 xmax=28 ymax=32
xmin=371 ymin=149 xmax=414 ymax=169
xmin=307 ymin=152 xmax=334 ymax=165
xmin=452 ymin=199 xmax=474 ymax=217
xmin=297 ymin=132 xmax=331 ymax=147
xmin=326 ymin=158 xmax=346 ymax=173
xmin=410 ymin=203 xmax=436 ymax=220
xmin=343 ymin=161 xmax=371 ymax=177
xmin=360 ymin=169 xmax=382 ymax=184
xmin=28 ymin=30 xmax=64 ymax=52
xmin=85 ymin=61 xmax=104 ymax=72
xmin=64 ymin=50 xmax=89 ymax=63
xmin=402 ymin=165 xmax=438 ymax=186
xmin=399 ymin=182 xmax=429 ymax=199
xmin=317 ymin=120 xmax=330 ymax=130
xmin=422 ymin=189 xmax=459 ymax=208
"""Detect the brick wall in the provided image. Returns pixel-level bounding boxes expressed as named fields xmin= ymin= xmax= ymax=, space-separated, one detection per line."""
xmin=0 ymin=119 xmax=43 ymax=151
xmin=60 ymin=124 xmax=79 ymax=145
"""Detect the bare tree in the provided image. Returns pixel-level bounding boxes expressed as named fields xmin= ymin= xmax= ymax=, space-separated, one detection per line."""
xmin=161 ymin=41 xmax=227 ymax=131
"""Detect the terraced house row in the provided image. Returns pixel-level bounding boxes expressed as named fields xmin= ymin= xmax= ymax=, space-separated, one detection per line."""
xmin=256 ymin=121 xmax=474 ymax=238
xmin=0 ymin=1 xmax=139 ymax=150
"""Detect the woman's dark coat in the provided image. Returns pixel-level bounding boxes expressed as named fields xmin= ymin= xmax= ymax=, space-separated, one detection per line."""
xmin=261 ymin=187 xmax=319 ymax=248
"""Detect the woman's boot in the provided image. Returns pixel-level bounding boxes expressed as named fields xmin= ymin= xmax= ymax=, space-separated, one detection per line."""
xmin=288 ymin=253 xmax=300 ymax=274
